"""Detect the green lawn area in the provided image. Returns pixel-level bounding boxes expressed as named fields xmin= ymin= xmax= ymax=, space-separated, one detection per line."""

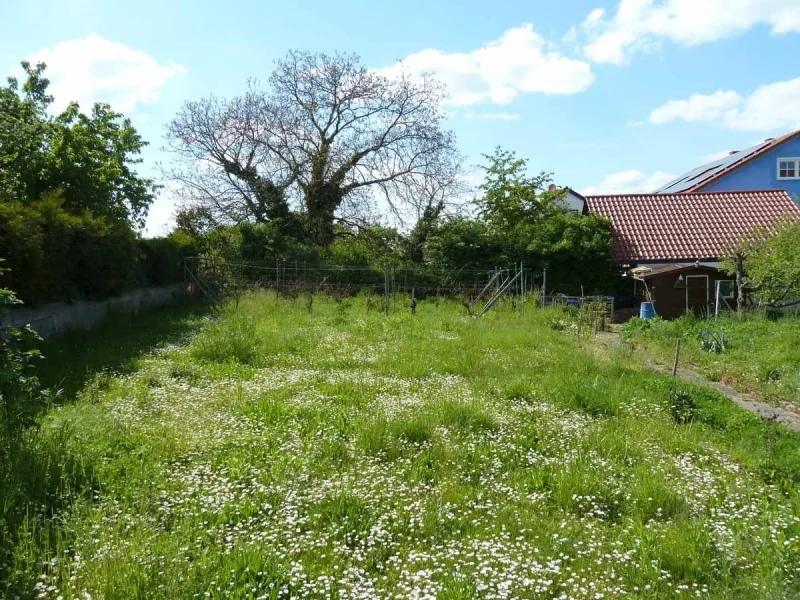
xmin=3 ymin=295 xmax=800 ymax=599
xmin=622 ymin=314 xmax=800 ymax=409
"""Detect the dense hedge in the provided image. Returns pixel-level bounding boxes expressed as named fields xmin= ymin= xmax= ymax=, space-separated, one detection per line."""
xmin=0 ymin=196 xmax=198 ymax=307
xmin=185 ymin=215 xmax=617 ymax=297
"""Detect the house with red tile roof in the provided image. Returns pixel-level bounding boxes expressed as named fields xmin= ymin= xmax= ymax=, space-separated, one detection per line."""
xmin=585 ymin=190 xmax=800 ymax=318
xmin=655 ymin=129 xmax=800 ymax=198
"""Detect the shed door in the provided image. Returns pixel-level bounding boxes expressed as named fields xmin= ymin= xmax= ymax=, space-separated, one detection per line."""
xmin=686 ymin=275 xmax=709 ymax=316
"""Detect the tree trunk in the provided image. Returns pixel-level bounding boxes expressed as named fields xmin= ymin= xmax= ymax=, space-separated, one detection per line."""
xmin=306 ymin=196 xmax=336 ymax=247
xmin=303 ymin=143 xmax=340 ymax=246
xmin=735 ymin=253 xmax=745 ymax=315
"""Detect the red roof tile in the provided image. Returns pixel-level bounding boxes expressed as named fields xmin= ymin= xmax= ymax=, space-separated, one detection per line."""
xmin=585 ymin=190 xmax=800 ymax=263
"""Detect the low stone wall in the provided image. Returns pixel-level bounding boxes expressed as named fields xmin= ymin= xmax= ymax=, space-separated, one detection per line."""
xmin=2 ymin=283 xmax=185 ymax=338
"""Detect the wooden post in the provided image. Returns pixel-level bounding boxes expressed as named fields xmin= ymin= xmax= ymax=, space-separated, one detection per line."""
xmin=672 ymin=338 xmax=681 ymax=377
xmin=542 ymin=268 xmax=547 ymax=305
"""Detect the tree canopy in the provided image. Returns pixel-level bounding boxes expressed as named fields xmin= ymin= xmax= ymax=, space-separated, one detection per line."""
xmin=0 ymin=62 xmax=157 ymax=227
xmin=723 ymin=218 xmax=800 ymax=305
xmin=164 ymin=51 xmax=463 ymax=246
xmin=423 ymin=148 xmax=614 ymax=294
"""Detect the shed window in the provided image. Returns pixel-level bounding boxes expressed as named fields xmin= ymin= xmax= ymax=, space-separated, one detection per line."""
xmin=717 ymin=280 xmax=734 ymax=299
xmin=778 ymin=158 xmax=800 ymax=179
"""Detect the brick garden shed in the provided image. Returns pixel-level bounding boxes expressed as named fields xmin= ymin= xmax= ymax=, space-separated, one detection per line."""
xmin=585 ymin=190 xmax=800 ymax=320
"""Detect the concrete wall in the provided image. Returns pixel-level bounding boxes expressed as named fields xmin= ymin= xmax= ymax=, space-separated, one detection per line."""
xmin=2 ymin=283 xmax=185 ymax=338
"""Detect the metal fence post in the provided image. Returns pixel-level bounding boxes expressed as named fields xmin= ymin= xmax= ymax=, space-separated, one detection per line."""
xmin=275 ymin=259 xmax=280 ymax=300
xmin=384 ymin=264 xmax=390 ymax=316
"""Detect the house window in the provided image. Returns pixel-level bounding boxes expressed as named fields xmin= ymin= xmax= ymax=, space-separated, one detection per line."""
xmin=778 ymin=158 xmax=800 ymax=179
xmin=717 ymin=280 xmax=734 ymax=299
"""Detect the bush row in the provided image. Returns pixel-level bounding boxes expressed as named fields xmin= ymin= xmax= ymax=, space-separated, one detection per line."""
xmin=0 ymin=195 xmax=199 ymax=307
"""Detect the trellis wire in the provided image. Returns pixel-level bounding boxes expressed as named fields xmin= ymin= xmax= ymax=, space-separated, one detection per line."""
xmin=184 ymin=257 xmax=543 ymax=315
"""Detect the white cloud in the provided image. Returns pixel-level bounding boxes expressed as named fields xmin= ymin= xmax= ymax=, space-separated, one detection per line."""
xmin=463 ymin=111 xmax=520 ymax=121
xmin=585 ymin=9 xmax=606 ymax=25
xmin=649 ymin=90 xmax=741 ymax=125
xmin=648 ymin=77 xmax=800 ymax=131
xmin=728 ymin=77 xmax=800 ymax=131
xmin=377 ymin=24 xmax=594 ymax=106
xmin=583 ymin=170 xmax=676 ymax=195
xmin=583 ymin=0 xmax=800 ymax=65
xmin=27 ymin=33 xmax=186 ymax=112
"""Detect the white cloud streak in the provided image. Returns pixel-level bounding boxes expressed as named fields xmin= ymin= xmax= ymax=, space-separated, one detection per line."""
xmin=377 ymin=24 xmax=594 ymax=106
xmin=648 ymin=77 xmax=800 ymax=131
xmin=649 ymin=90 xmax=742 ymax=125
xmin=583 ymin=170 xmax=676 ymax=195
xmin=27 ymin=33 xmax=186 ymax=112
xmin=583 ymin=0 xmax=800 ymax=65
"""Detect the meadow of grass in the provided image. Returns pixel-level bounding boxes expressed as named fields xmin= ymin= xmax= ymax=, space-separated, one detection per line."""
xmin=2 ymin=294 xmax=800 ymax=599
xmin=622 ymin=313 xmax=800 ymax=409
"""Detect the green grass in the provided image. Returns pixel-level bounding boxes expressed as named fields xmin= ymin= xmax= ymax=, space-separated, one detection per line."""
xmin=622 ymin=313 xmax=800 ymax=408
xmin=2 ymin=294 xmax=800 ymax=599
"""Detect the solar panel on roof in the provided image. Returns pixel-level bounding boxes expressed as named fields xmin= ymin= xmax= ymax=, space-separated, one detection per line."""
xmin=654 ymin=140 xmax=772 ymax=193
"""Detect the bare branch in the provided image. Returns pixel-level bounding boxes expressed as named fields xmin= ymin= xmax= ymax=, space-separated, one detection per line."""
xmin=163 ymin=51 xmax=462 ymax=245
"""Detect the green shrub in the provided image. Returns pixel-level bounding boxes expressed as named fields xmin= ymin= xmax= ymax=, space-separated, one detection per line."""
xmin=669 ymin=387 xmax=696 ymax=424
xmin=699 ymin=329 xmax=728 ymax=353
xmin=620 ymin=316 xmax=663 ymax=338
xmin=140 ymin=232 xmax=199 ymax=287
xmin=0 ymin=278 xmax=45 ymax=435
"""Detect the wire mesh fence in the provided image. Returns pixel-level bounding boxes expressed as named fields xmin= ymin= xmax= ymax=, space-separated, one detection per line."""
xmin=184 ymin=257 xmax=546 ymax=315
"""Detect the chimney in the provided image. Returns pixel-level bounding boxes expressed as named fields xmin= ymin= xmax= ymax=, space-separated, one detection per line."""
xmin=548 ymin=184 xmax=557 ymax=192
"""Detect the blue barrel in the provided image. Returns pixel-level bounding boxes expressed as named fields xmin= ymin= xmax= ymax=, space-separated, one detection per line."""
xmin=639 ymin=301 xmax=656 ymax=319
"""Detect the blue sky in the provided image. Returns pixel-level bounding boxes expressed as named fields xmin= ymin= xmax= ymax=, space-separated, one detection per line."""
xmin=3 ymin=0 xmax=800 ymax=235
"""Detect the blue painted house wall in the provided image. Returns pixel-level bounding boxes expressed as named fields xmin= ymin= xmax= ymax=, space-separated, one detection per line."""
xmin=700 ymin=136 xmax=800 ymax=201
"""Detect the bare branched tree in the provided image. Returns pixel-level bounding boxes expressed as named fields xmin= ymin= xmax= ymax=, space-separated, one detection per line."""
xmin=163 ymin=86 xmax=301 ymax=233
xmin=163 ymin=50 xmax=463 ymax=245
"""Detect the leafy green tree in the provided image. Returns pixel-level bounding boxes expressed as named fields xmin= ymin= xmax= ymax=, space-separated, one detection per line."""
xmin=424 ymin=218 xmax=498 ymax=270
xmin=0 ymin=61 xmax=156 ymax=227
xmin=423 ymin=148 xmax=613 ymax=294
xmin=723 ymin=218 xmax=800 ymax=306
xmin=475 ymin=147 xmax=560 ymax=229
xmin=326 ymin=225 xmax=405 ymax=267
xmin=175 ymin=205 xmax=215 ymax=238
xmin=404 ymin=204 xmax=443 ymax=264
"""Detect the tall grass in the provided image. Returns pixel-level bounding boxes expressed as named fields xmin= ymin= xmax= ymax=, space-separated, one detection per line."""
xmin=2 ymin=293 xmax=800 ymax=599
xmin=623 ymin=312 xmax=800 ymax=406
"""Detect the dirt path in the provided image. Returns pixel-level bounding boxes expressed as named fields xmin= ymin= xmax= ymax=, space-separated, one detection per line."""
xmin=594 ymin=331 xmax=800 ymax=432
